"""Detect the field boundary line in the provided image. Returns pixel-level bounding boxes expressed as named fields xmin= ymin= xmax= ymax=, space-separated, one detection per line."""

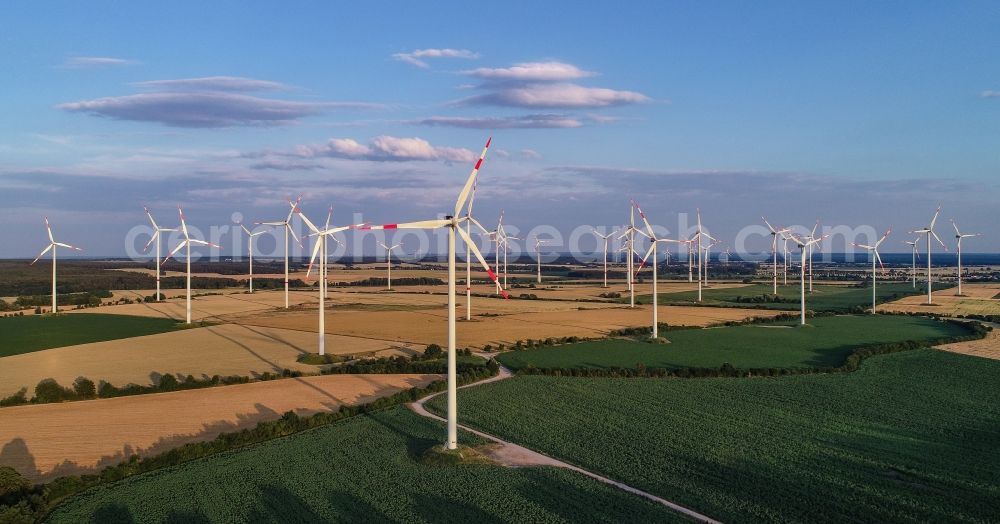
xmin=408 ymin=364 xmax=722 ymax=524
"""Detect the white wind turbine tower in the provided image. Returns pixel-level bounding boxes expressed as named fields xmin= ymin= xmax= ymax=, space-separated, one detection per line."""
xmin=694 ymin=209 xmax=717 ymax=302
xmin=359 ymin=137 xmax=507 ymax=450
xmin=806 ymin=220 xmax=820 ymax=293
xmin=30 ymin=217 xmax=82 ymax=313
xmin=633 ymin=200 xmax=681 ymax=339
xmin=238 ymin=222 xmax=266 ymax=293
xmin=762 ymin=218 xmax=790 ymax=295
xmin=592 ymin=228 xmax=617 ymax=288
xmin=257 ymin=198 xmax=302 ymax=309
xmin=782 ymin=236 xmax=791 ymax=285
xmin=501 ymin=229 xmax=519 ymax=290
xmin=378 ymin=241 xmax=404 ymax=290
xmin=163 ymin=208 xmax=220 ymax=324
xmin=534 ymin=237 xmax=551 ymax=284
xmin=300 ymin=205 xmax=363 ymax=356
xmin=618 ymin=204 xmax=645 ymax=308
xmin=462 ymin=180 xmax=493 ymax=320
xmin=783 ymin=229 xmax=828 ymax=325
xmin=143 ymin=208 xmax=176 ymax=302
xmin=951 ymin=219 xmax=980 ymax=296
xmin=910 ymin=206 xmax=947 ymax=305
xmin=903 ymin=237 xmax=920 ymax=289
xmin=852 ymin=227 xmax=891 ymax=314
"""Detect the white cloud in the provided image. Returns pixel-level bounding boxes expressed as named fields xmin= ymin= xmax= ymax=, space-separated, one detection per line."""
xmin=293 ymin=135 xmax=476 ymax=163
xmin=981 ymin=90 xmax=1000 ymax=98
xmin=392 ymin=48 xmax=479 ymax=68
xmin=520 ymin=149 xmax=543 ymax=160
xmin=135 ymin=76 xmax=289 ymax=92
xmin=457 ymin=83 xmax=649 ymax=109
xmin=61 ymin=56 xmax=137 ymax=68
xmin=463 ymin=61 xmax=594 ymax=82
xmin=411 ymin=114 xmax=584 ymax=129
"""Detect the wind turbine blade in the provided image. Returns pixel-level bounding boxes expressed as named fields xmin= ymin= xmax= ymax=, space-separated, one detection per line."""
xmin=189 ymin=239 xmax=220 ymax=249
xmin=177 ymin=207 xmax=189 ymax=238
xmin=43 ymin=217 xmax=54 ymax=243
xmin=240 ymin=224 xmax=252 ymax=235
xmin=762 ymin=217 xmax=777 ymax=234
xmin=931 ymin=230 xmax=947 ymax=250
xmin=631 ymin=200 xmax=656 ymax=238
xmin=287 ymin=225 xmax=303 ymax=248
xmin=294 ymin=206 xmax=320 ymax=234
xmin=285 ymin=196 xmax=301 ymax=223
xmin=30 ymin=244 xmax=53 ymax=265
xmin=930 ymin=206 xmax=941 ymax=229
xmin=810 ymin=220 xmax=820 ymax=238
xmin=324 ymin=205 xmax=333 ymax=230
xmin=306 ymin=236 xmax=323 ymax=277
xmin=143 ymin=230 xmax=159 ymax=253
xmin=456 ymin=225 xmax=508 ymax=299
xmin=951 ymin=219 xmax=961 ymax=237
xmin=876 ymin=227 xmax=891 ymax=247
xmin=454 ymin=137 xmax=491 ymax=216
xmin=257 ymin=221 xmax=285 ymax=226
xmin=145 ymin=207 xmax=160 ymax=230
xmin=874 ymin=249 xmax=885 ymax=271
xmin=468 ymin=216 xmax=490 ymax=235
xmin=163 ymin=241 xmax=186 ymax=263
xmin=54 ymin=242 xmax=81 ymax=251
xmin=360 ymin=219 xmax=450 ymax=230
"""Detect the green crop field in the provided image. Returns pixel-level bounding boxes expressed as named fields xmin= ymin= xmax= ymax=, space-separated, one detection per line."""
xmin=498 ymin=315 xmax=971 ymax=371
xmin=632 ymin=282 xmax=951 ymax=311
xmin=0 ymin=314 xmax=179 ymax=358
xmin=431 ymin=350 xmax=1000 ymax=522
xmin=47 ymin=406 xmax=685 ymax=523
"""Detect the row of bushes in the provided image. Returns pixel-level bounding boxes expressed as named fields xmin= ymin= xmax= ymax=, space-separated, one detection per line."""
xmin=0 ymin=370 xmax=305 ymax=408
xmin=514 ymin=319 xmax=991 ymax=379
xmin=0 ymin=366 xmax=499 ymax=522
xmin=0 ymin=290 xmax=113 ymax=311
xmin=321 ymin=354 xmax=497 ymax=375
xmin=332 ymin=277 xmax=445 ymax=287
xmin=608 ymin=323 xmax=700 ymax=337
xmin=482 ymin=336 xmax=585 ymax=353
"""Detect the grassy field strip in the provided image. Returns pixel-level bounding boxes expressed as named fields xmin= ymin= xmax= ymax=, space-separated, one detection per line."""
xmin=409 ymin=365 xmax=721 ymax=522
xmin=0 ymin=314 xmax=179 ymax=358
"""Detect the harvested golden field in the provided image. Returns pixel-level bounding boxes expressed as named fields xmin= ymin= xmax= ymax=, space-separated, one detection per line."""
xmin=0 ymin=374 xmax=438 ymax=482
xmin=882 ymin=283 xmax=1000 ymax=316
xmin=71 ymin=289 xmax=319 ymax=321
xmin=240 ymin=304 xmax=779 ymax=348
xmin=0 ymin=324 xmax=419 ymax=397
xmin=936 ymin=323 xmax=1000 ymax=361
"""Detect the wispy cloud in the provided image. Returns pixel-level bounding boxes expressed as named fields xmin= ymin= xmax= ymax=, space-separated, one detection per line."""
xmin=281 ymin=135 xmax=476 ymax=163
xmin=520 ymin=149 xmax=543 ymax=160
xmin=463 ymin=61 xmax=594 ymax=82
xmin=135 ymin=76 xmax=290 ymax=92
xmin=456 ymin=83 xmax=648 ymax=109
xmin=58 ymin=76 xmax=382 ymax=128
xmin=981 ymin=90 xmax=1000 ymax=98
xmin=410 ymin=114 xmax=584 ymax=129
xmin=392 ymin=48 xmax=479 ymax=68
xmin=61 ymin=56 xmax=138 ymax=69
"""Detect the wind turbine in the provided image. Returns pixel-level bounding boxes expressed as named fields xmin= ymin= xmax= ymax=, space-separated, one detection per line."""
xmin=501 ymin=229 xmax=519 ymax=290
xmin=359 ymin=137 xmax=507 ymax=450
xmin=238 ymin=221 xmax=266 ymax=293
xmin=300 ymin=204 xmax=362 ymax=356
xmin=783 ymin=230 xmax=828 ymax=325
xmin=852 ymin=227 xmax=891 ymax=314
xmin=163 ymin=208 xmax=220 ymax=324
xmin=903 ymin=238 xmax=920 ymax=289
xmin=782 ymin=236 xmax=791 ymax=285
xmin=694 ymin=209 xmax=717 ymax=302
xmin=806 ymin=220 xmax=820 ymax=293
xmin=951 ymin=219 xmax=980 ymax=296
xmin=534 ymin=237 xmax=551 ymax=284
xmin=618 ymin=204 xmax=645 ymax=308
xmin=143 ymin=208 xmax=176 ymax=302
xmin=633 ymin=200 xmax=681 ymax=339
xmin=378 ymin=241 xmax=404 ymax=290
xmin=592 ymin=228 xmax=617 ymax=288
xmin=461 ymin=182 xmax=492 ymax=320
xmin=257 ymin=198 xmax=302 ymax=309
xmin=30 ymin=217 xmax=82 ymax=313
xmin=762 ymin=218 xmax=790 ymax=295
xmin=910 ymin=206 xmax=947 ymax=305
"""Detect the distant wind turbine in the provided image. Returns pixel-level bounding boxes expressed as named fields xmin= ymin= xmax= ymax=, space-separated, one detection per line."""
xmin=163 ymin=208 xmax=220 ymax=324
xmin=378 ymin=241 xmax=404 ymax=290
xmin=910 ymin=206 xmax=947 ymax=305
xmin=592 ymin=228 xmax=617 ymax=288
xmin=143 ymin=207 xmax=176 ymax=301
xmin=853 ymin=227 xmax=891 ymax=314
xmin=238 ymin=221 xmax=266 ymax=293
xmin=763 ymin=218 xmax=790 ymax=295
xmin=30 ymin=217 xmax=82 ymax=313
xmin=951 ymin=219 xmax=980 ymax=296
xmin=633 ymin=200 xmax=681 ymax=338
xmin=257 ymin=198 xmax=302 ymax=309
xmin=783 ymin=229 xmax=828 ymax=325
xmin=903 ymin=237 xmax=920 ymax=289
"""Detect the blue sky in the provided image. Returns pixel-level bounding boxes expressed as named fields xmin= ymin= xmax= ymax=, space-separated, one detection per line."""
xmin=1 ymin=1 xmax=998 ymax=258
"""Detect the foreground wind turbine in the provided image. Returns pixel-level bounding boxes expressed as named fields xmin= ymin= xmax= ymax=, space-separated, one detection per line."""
xmin=143 ymin=208 xmax=176 ymax=301
xmin=359 ymin=137 xmax=507 ymax=450
xmin=910 ymin=206 xmax=947 ymax=304
xmin=592 ymin=228 xmax=617 ymax=288
xmin=903 ymin=238 xmax=920 ymax=289
xmin=163 ymin=208 xmax=220 ymax=324
xmin=30 ymin=217 xmax=82 ymax=313
xmin=783 ymin=230 xmax=828 ymax=325
xmin=301 ymin=204 xmax=361 ymax=356
xmin=633 ymin=200 xmax=681 ymax=339
xmin=257 ymin=198 xmax=302 ymax=309
xmin=762 ymin=218 xmax=790 ymax=295
xmin=852 ymin=227 xmax=891 ymax=314
xmin=238 ymin=222 xmax=266 ymax=293
xmin=378 ymin=241 xmax=404 ymax=290
xmin=951 ymin=219 xmax=980 ymax=296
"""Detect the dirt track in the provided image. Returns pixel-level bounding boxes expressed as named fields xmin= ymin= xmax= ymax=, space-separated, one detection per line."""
xmin=0 ymin=374 xmax=438 ymax=482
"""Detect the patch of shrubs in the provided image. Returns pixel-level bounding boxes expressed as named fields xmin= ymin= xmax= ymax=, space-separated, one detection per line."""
xmin=0 ymin=367 xmax=498 ymax=523
xmin=509 ymin=336 xmax=582 ymax=351
xmin=609 ymin=323 xmax=698 ymax=337
xmin=332 ymin=277 xmax=445 ymax=287
xmin=322 ymin=353 xmax=485 ymax=375
xmin=517 ymin=293 xmax=540 ymax=300
xmin=598 ymin=292 xmax=622 ymax=298
xmin=733 ymin=294 xmax=797 ymax=304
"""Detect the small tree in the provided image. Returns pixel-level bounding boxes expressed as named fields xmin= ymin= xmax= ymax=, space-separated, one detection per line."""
xmin=34 ymin=378 xmax=71 ymax=403
xmin=73 ymin=377 xmax=97 ymax=399
xmin=423 ymin=344 xmax=443 ymax=360
xmin=158 ymin=374 xmax=179 ymax=391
